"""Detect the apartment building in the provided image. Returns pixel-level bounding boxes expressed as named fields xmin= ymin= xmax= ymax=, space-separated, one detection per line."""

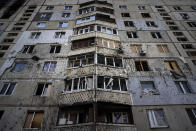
xmin=0 ymin=0 xmax=196 ymax=131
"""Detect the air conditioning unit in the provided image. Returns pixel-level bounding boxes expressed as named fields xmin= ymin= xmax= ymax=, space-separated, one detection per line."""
xmin=139 ymin=50 xmax=146 ymax=56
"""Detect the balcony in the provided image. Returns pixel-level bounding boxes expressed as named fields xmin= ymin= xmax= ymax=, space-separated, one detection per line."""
xmin=58 ymin=89 xmax=131 ymax=105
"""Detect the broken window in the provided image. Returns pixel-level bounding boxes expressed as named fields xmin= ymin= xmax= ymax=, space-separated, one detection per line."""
xmin=50 ymin=45 xmax=61 ymax=53
xmin=187 ymin=22 xmax=196 ymax=27
xmin=181 ymin=44 xmax=194 ymax=49
xmin=42 ymin=61 xmax=57 ymax=72
xmin=24 ymin=111 xmax=44 ymax=129
xmin=79 ymin=7 xmax=94 ymax=14
xmin=146 ymin=21 xmax=157 ymax=27
xmin=58 ymin=22 xmax=68 ymax=27
xmin=119 ymin=5 xmax=127 ymax=10
xmin=121 ymin=13 xmax=130 ymax=17
xmin=180 ymin=13 xmax=189 ymax=19
xmin=151 ymin=32 xmax=162 ymax=39
xmin=97 ymin=55 xmax=123 ymax=67
xmin=57 ymin=106 xmax=92 ymax=125
xmin=35 ymin=83 xmax=51 ymax=96
xmin=169 ymin=26 xmax=179 ymax=30
xmin=141 ymin=81 xmax=157 ymax=94
xmin=7 ymin=33 xmax=18 ymax=37
xmin=164 ymin=61 xmax=180 ymax=71
xmin=62 ymin=13 xmax=70 ymax=18
xmin=0 ymin=110 xmax=4 ymax=120
xmin=36 ymin=22 xmax=46 ymax=28
xmin=97 ymin=104 xmax=133 ymax=124
xmin=135 ymin=61 xmax=149 ymax=71
xmin=141 ymin=13 xmax=151 ymax=18
xmin=124 ymin=21 xmax=134 ymax=27
xmin=22 ymin=45 xmax=34 ymax=54
xmin=173 ymin=6 xmax=182 ymax=10
xmin=97 ymin=76 xmax=127 ymax=91
xmin=95 ymin=13 xmax=116 ymax=24
xmin=160 ymin=13 xmax=169 ymax=16
xmin=192 ymin=60 xmax=196 ymax=65
xmin=55 ymin=32 xmax=65 ymax=38
xmin=64 ymin=76 xmax=93 ymax=91
xmin=0 ymin=45 xmax=9 ymax=50
xmin=173 ymin=32 xmax=183 ymax=36
xmin=186 ymin=108 xmax=196 ymax=125
xmin=96 ymin=7 xmax=114 ymax=14
xmin=3 ymin=39 xmax=14 ymax=43
xmin=157 ymin=45 xmax=169 ymax=53
xmin=147 ymin=109 xmax=168 ymax=128
xmin=138 ymin=5 xmax=146 ymax=10
xmin=30 ymin=32 xmax=41 ymax=39
xmin=130 ymin=45 xmax=142 ymax=53
xmin=97 ymin=38 xmax=119 ymax=49
xmin=177 ymin=37 xmax=188 ymax=42
xmin=0 ymin=83 xmax=16 ymax=96
xmin=72 ymin=37 xmax=95 ymax=49
xmin=76 ymin=15 xmax=95 ymax=24
xmin=175 ymin=81 xmax=191 ymax=94
xmin=68 ymin=53 xmax=94 ymax=68
xmin=163 ymin=17 xmax=172 ymax=20
xmin=0 ymin=52 xmax=5 ymax=58
xmin=187 ymin=51 xmax=196 ymax=56
xmin=46 ymin=6 xmax=54 ymax=10
xmin=127 ymin=32 xmax=138 ymax=38
xmin=11 ymin=63 xmax=26 ymax=72
xmin=64 ymin=6 xmax=72 ymax=10
xmin=166 ymin=21 xmax=175 ymax=25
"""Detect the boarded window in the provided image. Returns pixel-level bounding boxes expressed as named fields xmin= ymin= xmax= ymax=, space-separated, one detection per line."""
xmin=24 ymin=112 xmax=44 ymax=128
xmin=135 ymin=61 xmax=149 ymax=71
xmin=157 ymin=45 xmax=169 ymax=53
xmin=130 ymin=45 xmax=141 ymax=53
xmin=164 ymin=61 xmax=180 ymax=71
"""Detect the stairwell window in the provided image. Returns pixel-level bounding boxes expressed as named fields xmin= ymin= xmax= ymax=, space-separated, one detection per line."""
xmin=127 ymin=32 xmax=138 ymax=38
xmin=55 ymin=32 xmax=65 ymax=38
xmin=62 ymin=13 xmax=70 ymax=18
xmin=35 ymin=83 xmax=51 ymax=96
xmin=141 ymin=13 xmax=151 ymax=18
xmin=22 ymin=45 xmax=34 ymax=54
xmin=30 ymin=32 xmax=41 ymax=39
xmin=187 ymin=22 xmax=196 ymax=27
xmin=135 ymin=61 xmax=149 ymax=71
xmin=175 ymin=81 xmax=191 ymax=94
xmin=121 ymin=13 xmax=130 ymax=17
xmin=151 ymin=32 xmax=162 ymax=39
xmin=24 ymin=111 xmax=44 ymax=128
xmin=0 ymin=83 xmax=16 ymax=96
xmin=157 ymin=45 xmax=169 ymax=53
xmin=119 ymin=5 xmax=127 ymax=10
xmin=58 ymin=22 xmax=68 ymax=27
xmin=138 ymin=5 xmax=146 ymax=10
xmin=42 ymin=61 xmax=57 ymax=72
xmin=164 ymin=61 xmax=180 ymax=71
xmin=146 ymin=21 xmax=157 ymax=27
xmin=124 ymin=21 xmax=134 ymax=27
xmin=147 ymin=109 xmax=168 ymax=128
xmin=50 ymin=45 xmax=61 ymax=53
xmin=186 ymin=108 xmax=196 ymax=125
xmin=64 ymin=6 xmax=72 ymax=10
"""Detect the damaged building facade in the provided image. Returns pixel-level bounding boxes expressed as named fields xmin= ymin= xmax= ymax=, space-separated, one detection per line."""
xmin=0 ymin=0 xmax=196 ymax=131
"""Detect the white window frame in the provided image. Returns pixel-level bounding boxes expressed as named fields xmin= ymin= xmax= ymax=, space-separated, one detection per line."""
xmin=127 ymin=32 xmax=137 ymax=38
xmin=147 ymin=109 xmax=168 ymax=128
xmin=119 ymin=5 xmax=127 ymax=10
xmin=112 ymin=112 xmax=128 ymax=123
xmin=35 ymin=83 xmax=50 ymax=96
xmin=138 ymin=5 xmax=146 ymax=10
xmin=76 ymin=15 xmax=95 ymax=24
xmin=62 ymin=13 xmax=70 ymax=18
xmin=22 ymin=45 xmax=34 ymax=54
xmin=42 ymin=61 xmax=57 ymax=72
xmin=64 ymin=6 xmax=72 ymax=10
xmin=151 ymin=32 xmax=162 ymax=39
xmin=50 ymin=45 xmax=61 ymax=54
xmin=40 ymin=13 xmax=47 ymax=18
xmin=30 ymin=32 xmax=41 ymax=39
xmin=0 ymin=83 xmax=16 ymax=96
xmin=175 ymin=81 xmax=191 ymax=94
xmin=55 ymin=32 xmax=66 ymax=38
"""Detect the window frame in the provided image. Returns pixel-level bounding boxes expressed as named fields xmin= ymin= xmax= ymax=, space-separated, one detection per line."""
xmin=35 ymin=83 xmax=51 ymax=96
xmin=42 ymin=61 xmax=57 ymax=72
xmin=0 ymin=83 xmax=16 ymax=96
